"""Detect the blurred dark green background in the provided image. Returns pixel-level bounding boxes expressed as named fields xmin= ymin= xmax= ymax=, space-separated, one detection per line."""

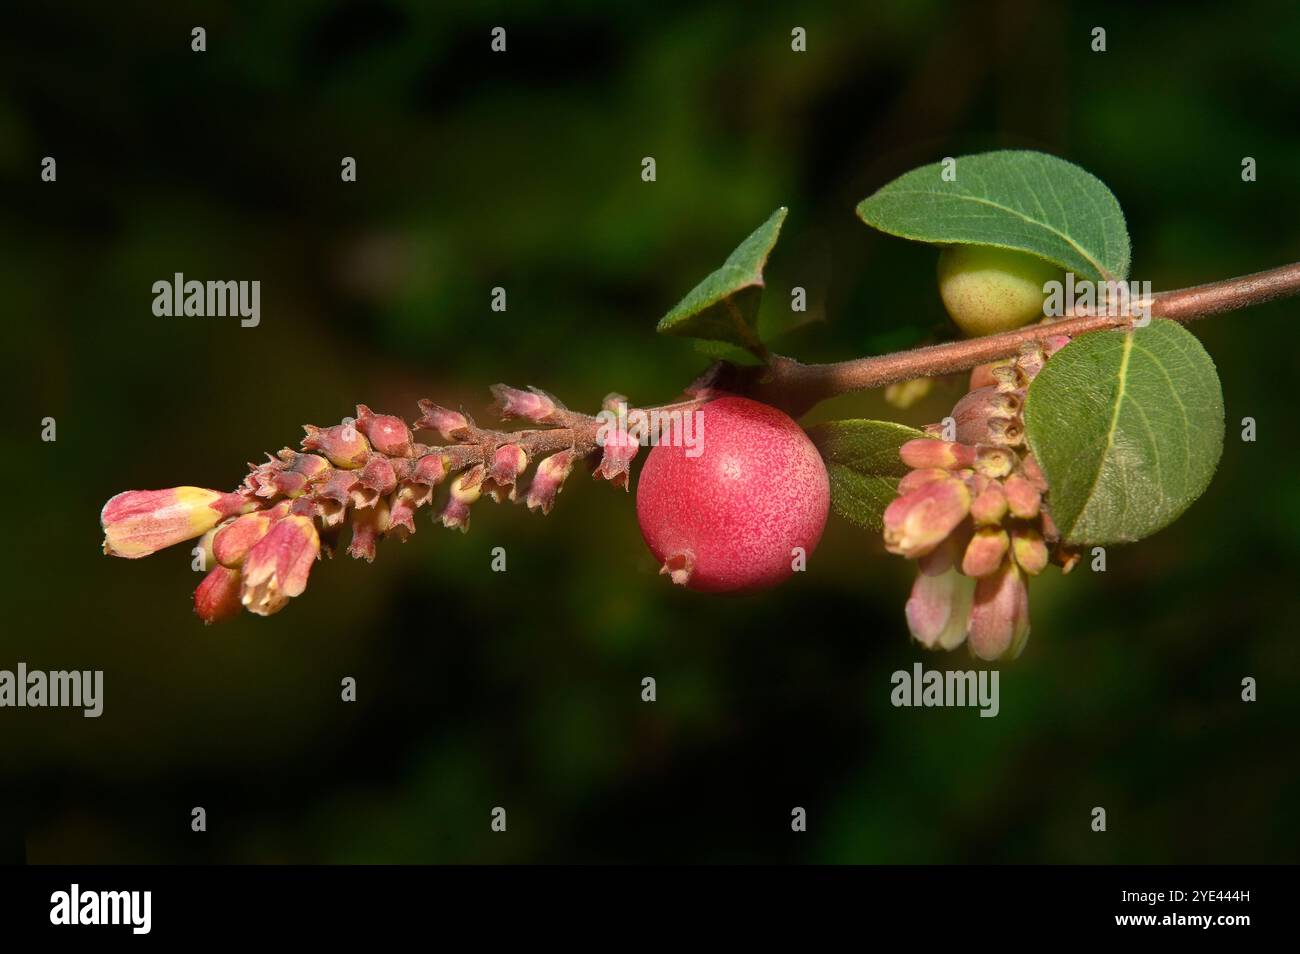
xmin=3 ymin=0 xmax=1298 ymax=863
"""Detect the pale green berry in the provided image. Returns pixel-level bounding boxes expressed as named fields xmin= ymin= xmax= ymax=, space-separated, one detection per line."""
xmin=936 ymin=245 xmax=1061 ymax=337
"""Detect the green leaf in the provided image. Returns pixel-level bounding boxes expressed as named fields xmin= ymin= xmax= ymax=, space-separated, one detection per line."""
xmin=807 ymin=420 xmax=926 ymax=531
xmin=856 ymin=150 xmax=1130 ymax=283
xmin=1023 ymin=320 xmax=1224 ymax=545
xmin=657 ymin=207 xmax=786 ymax=350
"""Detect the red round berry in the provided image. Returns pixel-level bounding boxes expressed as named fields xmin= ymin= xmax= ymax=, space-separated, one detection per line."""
xmin=635 ymin=396 xmax=829 ymax=593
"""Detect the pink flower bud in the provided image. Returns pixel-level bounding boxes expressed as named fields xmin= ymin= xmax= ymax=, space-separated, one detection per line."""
xmin=1019 ymin=453 xmax=1048 ymax=492
xmin=485 ymin=444 xmax=529 ymax=502
xmin=525 ymin=450 xmax=577 ymax=514
xmin=594 ymin=427 xmax=639 ymax=490
xmin=194 ymin=565 xmax=243 ymax=624
xmin=1010 ymin=526 xmax=1049 ymax=575
xmin=950 ymin=387 xmax=1022 ymax=445
xmin=882 ymin=475 xmax=971 ymax=559
xmin=355 ymin=404 xmax=414 ymax=458
xmin=302 ymin=423 xmax=370 ymax=469
xmin=347 ymin=497 xmax=391 ymax=561
xmin=491 ymin=384 xmax=558 ymax=423
xmin=414 ymin=400 xmax=471 ymax=441
xmin=101 ymin=487 xmax=253 ymax=559
xmin=969 ymin=480 xmax=1008 ymax=526
xmin=313 ymin=469 xmax=359 ymax=527
xmin=961 ymin=527 xmax=1010 ymax=578
xmin=897 ymin=467 xmax=951 ymax=496
xmin=240 ymin=514 xmax=320 ymax=616
xmin=412 ymin=453 xmax=448 ymax=487
xmin=1002 ymin=473 xmax=1042 ymax=519
xmin=440 ymin=465 xmax=484 ymax=532
xmin=357 ymin=455 xmax=398 ymax=500
xmin=388 ymin=488 xmax=420 ymax=538
xmin=898 ymin=438 xmax=977 ymax=471
xmin=289 ymin=453 xmax=332 ymax=483
xmin=906 ymin=534 xmax=976 ymax=651
xmin=967 ymin=562 xmax=1030 ymax=661
xmin=212 ymin=506 xmax=285 ymax=567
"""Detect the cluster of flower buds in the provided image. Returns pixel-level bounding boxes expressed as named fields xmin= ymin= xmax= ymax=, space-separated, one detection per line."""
xmin=101 ymin=386 xmax=638 ymax=623
xmin=883 ymin=335 xmax=1076 ymax=661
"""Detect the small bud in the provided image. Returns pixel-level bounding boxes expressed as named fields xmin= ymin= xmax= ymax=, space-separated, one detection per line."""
xmin=302 ymin=423 xmax=370 ymax=469
xmin=440 ymin=465 xmax=484 ymax=532
xmin=973 ymin=445 xmax=1015 ymax=479
xmin=1011 ymin=526 xmax=1049 ymax=575
xmin=194 ymin=565 xmax=243 ymax=624
xmin=485 ymin=444 xmax=529 ymax=502
xmin=525 ymin=449 xmax=577 ymax=514
xmin=414 ymin=400 xmax=471 ymax=441
xmin=967 ymin=562 xmax=1030 ymax=661
xmin=1019 ymin=453 xmax=1048 ymax=492
xmin=962 ymin=527 xmax=1010 ymax=578
xmin=388 ymin=487 xmax=421 ymax=538
xmin=1014 ymin=342 xmax=1047 ymax=381
xmin=969 ymin=480 xmax=1008 ymax=526
xmin=594 ymin=427 xmax=639 ymax=490
xmin=347 ymin=497 xmax=392 ymax=561
xmin=101 ymin=487 xmax=252 ymax=559
xmin=411 ymin=453 xmax=448 ymax=487
xmin=288 ymin=453 xmax=332 ymax=483
xmin=491 ymin=384 xmax=557 ymax=423
xmin=985 ymin=416 xmax=1024 ymax=447
xmin=883 ymin=476 xmax=972 ymax=559
xmin=355 ymin=404 xmax=415 ymax=457
xmin=357 ymin=455 xmax=398 ymax=501
xmin=991 ymin=363 xmax=1021 ymax=393
xmin=949 ymin=387 xmax=1021 ymax=445
xmin=906 ymin=534 xmax=976 ymax=651
xmin=970 ymin=359 xmax=1013 ymax=391
xmin=897 ymin=467 xmax=951 ymax=496
xmin=313 ymin=469 xmax=359 ymax=527
xmin=240 ymin=514 xmax=321 ymax=616
xmin=1002 ymin=473 xmax=1042 ymax=519
xmin=898 ymin=438 xmax=977 ymax=471
xmin=212 ymin=507 xmax=284 ymax=567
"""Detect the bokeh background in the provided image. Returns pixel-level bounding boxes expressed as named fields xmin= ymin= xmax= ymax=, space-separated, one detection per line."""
xmin=3 ymin=0 xmax=1298 ymax=863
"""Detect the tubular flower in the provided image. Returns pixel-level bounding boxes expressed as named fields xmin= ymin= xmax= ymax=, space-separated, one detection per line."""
xmin=886 ymin=338 xmax=1074 ymax=661
xmin=101 ymin=488 xmax=253 ymax=559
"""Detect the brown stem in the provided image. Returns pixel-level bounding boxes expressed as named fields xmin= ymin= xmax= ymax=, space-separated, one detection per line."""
xmin=748 ymin=261 xmax=1300 ymax=413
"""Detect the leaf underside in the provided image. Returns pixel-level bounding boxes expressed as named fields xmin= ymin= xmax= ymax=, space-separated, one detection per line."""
xmin=1023 ymin=320 xmax=1224 ymax=546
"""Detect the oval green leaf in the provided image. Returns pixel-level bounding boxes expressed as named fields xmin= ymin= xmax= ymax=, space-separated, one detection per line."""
xmin=657 ymin=207 xmax=786 ymax=351
xmin=1023 ymin=320 xmax=1224 ymax=545
xmin=807 ymin=419 xmax=926 ymax=531
xmin=856 ymin=150 xmax=1130 ymax=283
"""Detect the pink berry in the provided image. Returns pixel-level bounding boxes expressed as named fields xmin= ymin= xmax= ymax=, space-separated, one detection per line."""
xmin=635 ymin=396 xmax=830 ymax=593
